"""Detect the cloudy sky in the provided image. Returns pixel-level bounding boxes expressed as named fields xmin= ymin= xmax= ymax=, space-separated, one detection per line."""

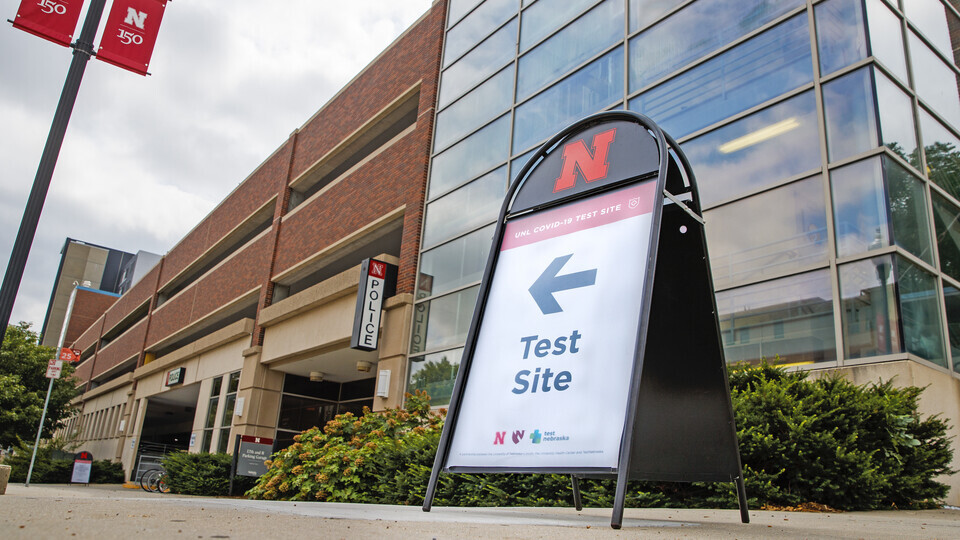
xmin=0 ymin=0 xmax=434 ymax=329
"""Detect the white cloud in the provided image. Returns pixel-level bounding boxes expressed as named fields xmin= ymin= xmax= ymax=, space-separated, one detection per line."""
xmin=0 ymin=0 xmax=433 ymax=327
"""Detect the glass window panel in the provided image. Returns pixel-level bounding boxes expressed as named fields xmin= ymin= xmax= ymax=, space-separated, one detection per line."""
xmin=420 ymin=286 xmax=480 ymax=351
xmin=516 ymin=0 xmax=623 ymax=100
xmin=217 ymin=428 xmax=231 ymax=453
xmin=277 ymin=395 xmax=337 ymax=432
xmin=429 ymin=114 xmax=511 ymax=198
xmin=920 ymin=108 xmax=960 ymax=200
xmin=511 ymin=147 xmax=539 ymax=179
xmin=932 ymin=192 xmax=960 ymax=282
xmin=823 ymin=67 xmax=879 ymax=162
xmin=419 ymin=225 xmax=495 ymax=299
xmin=340 ymin=378 xmax=375 ymax=401
xmin=439 ymin=19 xmax=518 ymax=108
xmin=683 ymin=91 xmax=820 ymax=207
xmin=942 ymin=283 xmax=960 ymax=371
xmin=514 ymin=47 xmax=623 ymax=153
xmin=435 ymin=66 xmax=513 ymax=152
xmin=897 ymin=256 xmax=946 ymax=365
xmin=717 ymin=270 xmax=836 ymax=365
xmin=520 ymin=0 xmax=598 ymax=52
xmin=445 ymin=0 xmax=517 ymax=67
xmin=449 ymin=0 xmax=484 ymax=28
xmin=908 ymin=30 xmax=960 ymax=129
xmin=903 ymin=0 xmax=954 ymax=60
xmin=831 ymin=157 xmax=890 ymax=257
xmin=423 ymin=166 xmax=507 ymax=248
xmin=227 ymin=371 xmax=240 ymax=394
xmin=839 ymin=255 xmax=901 ymax=358
xmin=886 ymin=157 xmax=934 ymax=264
xmin=209 ymin=376 xmax=222 ymax=397
xmin=201 ymin=430 xmax=212 ymax=453
xmin=629 ymin=14 xmax=812 ymax=140
xmin=815 ymin=0 xmax=868 ymax=76
xmin=629 ymin=0 xmax=685 ymax=32
xmin=628 ymin=0 xmax=803 ymax=90
xmin=408 ymin=348 xmax=463 ymax=406
xmin=706 ymin=177 xmax=828 ymax=289
xmin=219 ymin=393 xmax=236 ymax=429
xmin=204 ymin=396 xmax=219 ymax=429
xmin=875 ymin=71 xmax=919 ymax=165
xmin=865 ymin=0 xmax=908 ymax=82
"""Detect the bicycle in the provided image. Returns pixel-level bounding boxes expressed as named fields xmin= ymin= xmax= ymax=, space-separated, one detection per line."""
xmin=138 ymin=468 xmax=169 ymax=493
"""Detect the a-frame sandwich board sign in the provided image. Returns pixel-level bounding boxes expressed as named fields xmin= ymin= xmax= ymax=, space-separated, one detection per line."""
xmin=422 ymin=111 xmax=748 ymax=529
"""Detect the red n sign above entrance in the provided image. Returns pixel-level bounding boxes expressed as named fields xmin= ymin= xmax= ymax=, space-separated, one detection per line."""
xmin=553 ymin=128 xmax=617 ymax=193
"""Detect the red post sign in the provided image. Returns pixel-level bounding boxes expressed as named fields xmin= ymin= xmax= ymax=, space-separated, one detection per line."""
xmin=12 ymin=0 xmax=85 ymax=47
xmin=96 ymin=0 xmax=166 ymax=75
xmin=59 ymin=347 xmax=80 ymax=363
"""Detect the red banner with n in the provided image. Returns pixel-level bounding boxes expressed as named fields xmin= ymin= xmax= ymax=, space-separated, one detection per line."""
xmin=96 ymin=0 xmax=166 ymax=75
xmin=12 ymin=0 xmax=85 ymax=47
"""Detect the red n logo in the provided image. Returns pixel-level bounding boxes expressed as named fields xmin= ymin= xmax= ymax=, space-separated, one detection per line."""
xmin=493 ymin=431 xmax=506 ymax=445
xmin=553 ymin=128 xmax=617 ymax=193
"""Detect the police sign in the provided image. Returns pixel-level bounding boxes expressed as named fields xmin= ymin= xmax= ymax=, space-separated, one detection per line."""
xmin=350 ymin=258 xmax=397 ymax=351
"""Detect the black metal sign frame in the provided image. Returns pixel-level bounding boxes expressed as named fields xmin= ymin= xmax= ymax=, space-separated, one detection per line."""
xmin=422 ymin=111 xmax=747 ymax=528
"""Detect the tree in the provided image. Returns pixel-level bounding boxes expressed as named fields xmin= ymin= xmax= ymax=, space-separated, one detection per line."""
xmin=0 ymin=322 xmax=80 ymax=448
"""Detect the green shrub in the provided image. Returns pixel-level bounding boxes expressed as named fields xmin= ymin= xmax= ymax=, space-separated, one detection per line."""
xmin=162 ymin=451 xmax=230 ymax=496
xmin=2 ymin=437 xmax=126 ymax=483
xmin=249 ymin=368 xmax=954 ymax=510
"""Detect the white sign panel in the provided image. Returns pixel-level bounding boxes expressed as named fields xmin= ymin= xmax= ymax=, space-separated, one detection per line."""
xmin=447 ymin=181 xmax=656 ymax=469
xmin=71 ymin=459 xmax=92 ymax=483
xmin=45 ymin=359 xmax=62 ymax=379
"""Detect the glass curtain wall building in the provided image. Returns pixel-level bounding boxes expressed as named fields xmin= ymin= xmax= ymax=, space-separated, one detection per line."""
xmin=409 ymin=0 xmax=960 ymax=407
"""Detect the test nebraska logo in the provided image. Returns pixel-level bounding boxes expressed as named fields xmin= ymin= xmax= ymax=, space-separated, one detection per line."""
xmin=553 ymin=128 xmax=617 ymax=193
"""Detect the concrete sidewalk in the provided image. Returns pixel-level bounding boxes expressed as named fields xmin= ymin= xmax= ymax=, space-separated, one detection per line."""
xmin=1 ymin=483 xmax=958 ymax=539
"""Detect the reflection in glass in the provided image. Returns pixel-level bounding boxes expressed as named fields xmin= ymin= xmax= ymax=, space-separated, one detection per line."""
xmin=419 ymin=225 xmax=494 ymax=299
xmin=419 ymin=286 xmax=480 ymax=352
xmin=920 ymin=109 xmax=960 ymax=201
xmin=514 ymin=47 xmax=623 ymax=153
xmin=815 ymin=0 xmax=867 ymax=76
xmin=683 ymin=91 xmax=820 ymax=207
xmin=408 ymin=348 xmax=463 ymax=406
xmin=435 ymin=67 xmax=513 ymax=152
xmin=423 ymin=167 xmax=506 ymax=248
xmin=823 ymin=67 xmax=878 ymax=162
xmin=430 ymin=114 xmax=510 ymax=199
xmin=839 ymin=255 xmax=901 ymax=359
xmin=706 ymin=177 xmax=828 ymax=289
xmin=932 ymin=193 xmax=960 ymax=282
xmin=832 ymin=156 xmax=933 ymax=263
xmin=903 ymin=0 xmax=955 ymax=60
xmin=942 ymin=284 xmax=960 ymax=372
xmin=448 ymin=0 xmax=483 ymax=28
xmin=628 ymin=0 xmax=802 ymax=90
xmin=439 ymin=19 xmax=518 ymax=108
xmin=277 ymin=395 xmax=337 ymax=432
xmin=630 ymin=14 xmax=812 ymax=139
xmin=520 ymin=0 xmax=597 ymax=52
xmin=898 ymin=256 xmax=946 ymax=366
xmin=864 ymin=0 xmax=908 ymax=82
xmin=629 ymin=0 xmax=684 ymax=32
xmin=887 ymin=158 xmax=934 ymax=265
xmin=511 ymin=147 xmax=539 ymax=180
xmin=908 ymin=31 xmax=960 ymax=130
xmin=444 ymin=0 xmax=516 ymax=67
xmin=875 ymin=71 xmax=919 ymax=166
xmin=717 ymin=270 xmax=836 ymax=365
xmin=516 ymin=0 xmax=622 ymax=100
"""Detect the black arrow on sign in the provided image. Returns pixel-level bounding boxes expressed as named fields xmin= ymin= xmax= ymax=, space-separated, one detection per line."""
xmin=529 ymin=254 xmax=597 ymax=315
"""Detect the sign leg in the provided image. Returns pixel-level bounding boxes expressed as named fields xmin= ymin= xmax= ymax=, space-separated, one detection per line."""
xmin=736 ymin=477 xmax=750 ymax=523
xmin=571 ymin=475 xmax=583 ymax=511
xmin=610 ymin=469 xmax=629 ymax=529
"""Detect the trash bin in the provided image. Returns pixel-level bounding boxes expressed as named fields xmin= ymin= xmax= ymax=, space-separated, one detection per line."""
xmin=0 ymin=464 xmax=11 ymax=495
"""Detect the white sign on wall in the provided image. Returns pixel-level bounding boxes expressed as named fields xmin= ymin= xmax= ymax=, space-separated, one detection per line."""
xmin=446 ymin=181 xmax=656 ymax=469
xmin=351 ymin=259 xmax=396 ymax=351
